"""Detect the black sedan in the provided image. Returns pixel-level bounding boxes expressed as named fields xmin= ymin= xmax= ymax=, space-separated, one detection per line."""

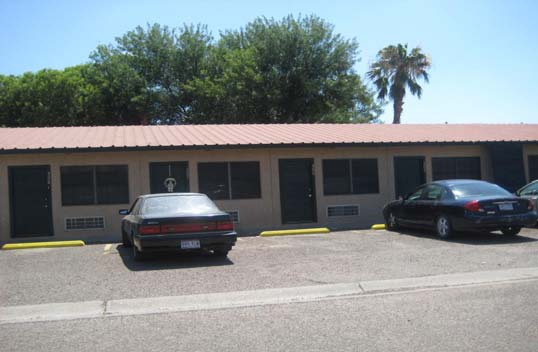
xmin=383 ymin=180 xmax=537 ymax=239
xmin=119 ymin=193 xmax=237 ymax=260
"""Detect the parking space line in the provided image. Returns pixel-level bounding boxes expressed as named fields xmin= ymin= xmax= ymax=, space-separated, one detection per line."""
xmin=103 ymin=244 xmax=112 ymax=251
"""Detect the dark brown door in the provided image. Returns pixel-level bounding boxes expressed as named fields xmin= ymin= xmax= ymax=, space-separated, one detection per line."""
xmin=279 ymin=159 xmax=317 ymax=224
xmin=394 ymin=156 xmax=426 ymax=198
xmin=9 ymin=165 xmax=53 ymax=237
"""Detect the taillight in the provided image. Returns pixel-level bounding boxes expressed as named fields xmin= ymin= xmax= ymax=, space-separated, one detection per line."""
xmin=139 ymin=225 xmax=161 ymax=235
xmin=528 ymin=200 xmax=535 ymax=211
xmin=217 ymin=221 xmax=234 ymax=231
xmin=464 ymin=200 xmax=483 ymax=213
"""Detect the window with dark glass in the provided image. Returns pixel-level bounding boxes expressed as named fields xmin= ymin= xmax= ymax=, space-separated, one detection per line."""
xmin=198 ymin=162 xmax=261 ymax=200
xmin=432 ymin=157 xmax=481 ymax=181
xmin=230 ymin=162 xmax=261 ymax=199
xmin=61 ymin=165 xmax=129 ymax=205
xmin=323 ymin=160 xmax=351 ymax=195
xmin=323 ymin=159 xmax=379 ymax=195
xmin=198 ymin=163 xmax=229 ymax=200
xmin=352 ymin=159 xmax=379 ymax=194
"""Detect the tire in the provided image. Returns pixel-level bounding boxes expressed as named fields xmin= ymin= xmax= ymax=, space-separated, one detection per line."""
xmin=501 ymin=226 xmax=521 ymax=236
xmin=122 ymin=230 xmax=131 ymax=247
xmin=436 ymin=215 xmax=453 ymax=240
xmin=386 ymin=211 xmax=399 ymax=231
xmin=132 ymin=241 xmax=144 ymax=261
xmin=213 ymin=248 xmax=230 ymax=257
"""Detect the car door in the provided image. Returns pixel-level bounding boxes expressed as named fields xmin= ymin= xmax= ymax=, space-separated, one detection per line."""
xmin=518 ymin=181 xmax=538 ymax=211
xmin=123 ymin=198 xmax=141 ymax=236
xmin=416 ymin=185 xmax=446 ymax=227
xmin=399 ymin=185 xmax=426 ymax=226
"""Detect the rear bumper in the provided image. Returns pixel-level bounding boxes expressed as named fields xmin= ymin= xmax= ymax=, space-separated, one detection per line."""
xmin=452 ymin=211 xmax=538 ymax=231
xmin=133 ymin=231 xmax=237 ymax=252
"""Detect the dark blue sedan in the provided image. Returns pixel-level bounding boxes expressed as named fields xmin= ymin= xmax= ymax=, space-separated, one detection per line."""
xmin=119 ymin=193 xmax=237 ymax=260
xmin=383 ymin=180 xmax=537 ymax=239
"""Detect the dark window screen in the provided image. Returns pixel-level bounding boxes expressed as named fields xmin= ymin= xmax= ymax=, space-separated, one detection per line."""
xmin=351 ymin=159 xmax=379 ymax=194
xmin=61 ymin=165 xmax=129 ymax=205
xmin=198 ymin=163 xmax=229 ymax=200
xmin=432 ymin=157 xmax=481 ymax=181
xmin=96 ymin=166 xmax=129 ymax=204
xmin=61 ymin=166 xmax=95 ymax=205
xmin=323 ymin=160 xmax=351 ymax=195
xmin=149 ymin=162 xmax=189 ymax=194
xmin=230 ymin=162 xmax=261 ymax=199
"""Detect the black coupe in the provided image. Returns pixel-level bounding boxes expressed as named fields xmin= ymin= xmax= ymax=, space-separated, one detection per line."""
xmin=119 ymin=193 xmax=237 ymax=260
xmin=383 ymin=180 xmax=537 ymax=239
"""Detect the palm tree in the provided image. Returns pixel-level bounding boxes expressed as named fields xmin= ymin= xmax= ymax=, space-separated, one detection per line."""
xmin=367 ymin=44 xmax=431 ymax=124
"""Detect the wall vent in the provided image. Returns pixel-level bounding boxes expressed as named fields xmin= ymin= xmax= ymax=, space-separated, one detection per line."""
xmin=327 ymin=205 xmax=359 ymax=217
xmin=65 ymin=216 xmax=105 ymax=231
xmin=226 ymin=211 xmax=240 ymax=223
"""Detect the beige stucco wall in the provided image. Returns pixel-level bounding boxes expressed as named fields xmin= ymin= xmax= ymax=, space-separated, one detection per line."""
xmin=0 ymin=144 xmax=496 ymax=243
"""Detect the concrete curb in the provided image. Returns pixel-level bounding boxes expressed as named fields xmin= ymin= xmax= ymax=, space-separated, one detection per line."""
xmin=2 ymin=240 xmax=85 ymax=250
xmin=260 ymin=228 xmax=330 ymax=237
xmin=371 ymin=224 xmax=386 ymax=230
xmin=2 ymin=266 xmax=538 ymax=325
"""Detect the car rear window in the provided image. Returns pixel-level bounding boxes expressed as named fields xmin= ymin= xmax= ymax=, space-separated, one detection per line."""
xmin=450 ymin=183 xmax=511 ymax=199
xmin=141 ymin=195 xmax=220 ymax=216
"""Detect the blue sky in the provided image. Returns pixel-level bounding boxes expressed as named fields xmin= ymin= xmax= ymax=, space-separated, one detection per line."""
xmin=1 ymin=0 xmax=537 ymax=124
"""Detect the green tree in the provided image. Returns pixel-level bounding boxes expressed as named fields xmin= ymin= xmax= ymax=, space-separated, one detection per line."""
xmin=91 ymin=23 xmax=212 ymax=124
xmin=367 ymin=43 xmax=431 ymax=124
xmin=186 ymin=15 xmax=380 ymax=123
xmin=0 ymin=66 xmax=92 ymax=126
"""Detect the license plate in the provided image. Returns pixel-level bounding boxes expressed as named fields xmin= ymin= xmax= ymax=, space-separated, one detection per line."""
xmin=181 ymin=240 xmax=200 ymax=249
xmin=498 ymin=203 xmax=513 ymax=211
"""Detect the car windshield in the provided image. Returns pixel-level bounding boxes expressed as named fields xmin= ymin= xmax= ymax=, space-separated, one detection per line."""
xmin=450 ymin=182 xmax=511 ymax=199
xmin=141 ymin=195 xmax=220 ymax=216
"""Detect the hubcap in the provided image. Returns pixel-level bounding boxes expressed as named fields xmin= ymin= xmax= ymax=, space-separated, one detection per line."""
xmin=389 ymin=213 xmax=396 ymax=227
xmin=438 ymin=217 xmax=449 ymax=236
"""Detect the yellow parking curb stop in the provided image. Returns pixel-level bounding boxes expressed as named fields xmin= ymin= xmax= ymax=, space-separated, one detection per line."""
xmin=2 ymin=240 xmax=85 ymax=250
xmin=260 ymin=228 xmax=330 ymax=237
xmin=371 ymin=224 xmax=386 ymax=230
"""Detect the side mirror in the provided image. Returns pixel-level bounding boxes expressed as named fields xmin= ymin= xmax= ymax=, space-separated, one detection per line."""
xmin=118 ymin=209 xmax=129 ymax=215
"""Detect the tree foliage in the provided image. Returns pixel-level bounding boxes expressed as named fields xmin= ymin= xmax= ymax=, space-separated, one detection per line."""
xmin=0 ymin=15 xmax=382 ymax=127
xmin=367 ymin=43 xmax=431 ymax=124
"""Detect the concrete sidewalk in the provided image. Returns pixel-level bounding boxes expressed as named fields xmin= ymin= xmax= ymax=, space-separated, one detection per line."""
xmin=3 ymin=266 xmax=538 ymax=325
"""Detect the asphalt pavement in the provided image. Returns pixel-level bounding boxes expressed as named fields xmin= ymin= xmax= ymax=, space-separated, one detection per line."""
xmin=2 ymin=280 xmax=537 ymax=352
xmin=2 ymin=228 xmax=538 ymax=351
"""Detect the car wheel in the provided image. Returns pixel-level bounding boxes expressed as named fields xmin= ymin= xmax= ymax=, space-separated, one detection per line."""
xmin=386 ymin=212 xmax=399 ymax=231
xmin=122 ymin=230 xmax=131 ymax=247
xmin=436 ymin=215 xmax=452 ymax=240
xmin=132 ymin=241 xmax=144 ymax=261
xmin=501 ymin=226 xmax=521 ymax=236
xmin=213 ymin=248 xmax=230 ymax=257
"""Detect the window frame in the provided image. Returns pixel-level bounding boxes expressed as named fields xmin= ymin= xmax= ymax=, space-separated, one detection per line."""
xmin=322 ymin=158 xmax=379 ymax=196
xmin=60 ymin=165 xmax=130 ymax=206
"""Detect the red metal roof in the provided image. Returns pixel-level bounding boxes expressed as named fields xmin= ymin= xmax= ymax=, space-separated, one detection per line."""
xmin=0 ymin=124 xmax=536 ymax=153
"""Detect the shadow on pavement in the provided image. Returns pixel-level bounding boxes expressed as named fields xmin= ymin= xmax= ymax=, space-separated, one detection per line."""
xmin=394 ymin=228 xmax=537 ymax=245
xmin=117 ymin=245 xmax=234 ymax=271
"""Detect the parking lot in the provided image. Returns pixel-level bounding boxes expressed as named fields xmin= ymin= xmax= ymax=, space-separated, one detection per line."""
xmin=2 ymin=228 xmax=538 ymax=307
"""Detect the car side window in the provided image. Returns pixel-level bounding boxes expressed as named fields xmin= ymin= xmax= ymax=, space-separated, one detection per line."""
xmin=520 ymin=182 xmax=538 ymax=196
xmin=406 ymin=187 xmax=425 ymax=201
xmin=128 ymin=198 xmax=141 ymax=215
xmin=421 ymin=185 xmax=444 ymax=201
